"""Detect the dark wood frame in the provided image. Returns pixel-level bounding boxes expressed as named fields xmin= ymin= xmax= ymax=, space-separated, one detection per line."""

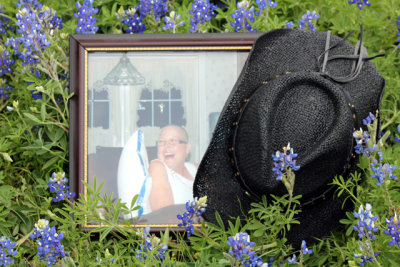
xmin=69 ymin=33 xmax=260 ymax=229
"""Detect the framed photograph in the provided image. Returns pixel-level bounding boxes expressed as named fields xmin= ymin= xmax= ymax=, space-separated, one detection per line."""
xmin=69 ymin=33 xmax=260 ymax=229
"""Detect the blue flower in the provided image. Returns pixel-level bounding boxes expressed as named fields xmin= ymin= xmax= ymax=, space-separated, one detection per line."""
xmin=353 ymin=203 xmax=379 ymax=240
xmin=120 ymin=8 xmax=146 ymax=34
xmin=0 ymin=49 xmax=15 ymax=77
xmin=135 ymin=226 xmax=168 ymax=264
xmin=0 ymin=236 xmax=18 ymax=266
xmin=254 ymin=0 xmax=277 ymax=16
xmin=16 ymin=0 xmax=42 ymax=10
xmin=177 ymin=196 xmax=207 ymax=237
xmin=0 ymin=83 xmax=12 ymax=100
xmin=298 ymin=10 xmax=319 ymax=31
xmin=272 ymin=143 xmax=300 ymax=181
xmin=384 ymin=213 xmax=400 ymax=249
xmin=286 ymin=21 xmax=294 ymax=29
xmin=188 ymin=0 xmax=218 ymax=33
xmin=353 ymin=128 xmax=377 ymax=157
xmin=30 ymin=219 xmax=67 ymax=267
xmin=370 ymin=159 xmax=397 ymax=187
xmin=362 ymin=112 xmax=375 ymax=125
xmin=348 ymin=0 xmax=371 ymax=10
xmin=354 ymin=253 xmax=379 ymax=266
xmin=287 ymin=254 xmax=297 ymax=264
xmin=74 ymin=0 xmax=98 ymax=34
xmin=48 ymin=171 xmax=76 ymax=202
xmin=5 ymin=2 xmax=61 ymax=66
xmin=301 ymin=240 xmax=313 ymax=255
xmin=138 ymin=0 xmax=168 ymax=21
xmin=230 ymin=1 xmax=257 ymax=32
xmin=227 ymin=232 xmax=266 ymax=266
xmin=162 ymin=11 xmax=185 ymax=33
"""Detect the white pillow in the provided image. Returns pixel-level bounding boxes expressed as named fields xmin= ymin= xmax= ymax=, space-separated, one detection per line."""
xmin=118 ymin=129 xmax=152 ymax=218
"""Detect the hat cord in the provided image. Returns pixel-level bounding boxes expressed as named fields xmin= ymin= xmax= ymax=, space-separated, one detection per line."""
xmin=318 ymin=25 xmax=384 ymax=84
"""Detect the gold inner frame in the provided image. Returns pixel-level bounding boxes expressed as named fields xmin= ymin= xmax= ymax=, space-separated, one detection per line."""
xmin=83 ymin=46 xmax=252 ymax=228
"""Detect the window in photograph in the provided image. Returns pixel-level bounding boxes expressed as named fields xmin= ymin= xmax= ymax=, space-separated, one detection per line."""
xmin=88 ymin=88 xmax=110 ymax=129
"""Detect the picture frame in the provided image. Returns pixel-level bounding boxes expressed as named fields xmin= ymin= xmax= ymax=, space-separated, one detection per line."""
xmin=69 ymin=33 xmax=261 ymax=230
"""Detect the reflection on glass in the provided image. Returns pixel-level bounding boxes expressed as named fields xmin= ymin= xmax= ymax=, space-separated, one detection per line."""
xmin=86 ymin=50 xmax=249 ymax=223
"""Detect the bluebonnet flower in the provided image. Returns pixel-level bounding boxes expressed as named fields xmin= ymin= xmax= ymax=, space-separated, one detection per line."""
xmin=48 ymin=171 xmax=76 ymax=202
xmin=162 ymin=11 xmax=185 ymax=33
xmin=286 ymin=21 xmax=294 ymax=29
xmin=120 ymin=8 xmax=146 ymax=34
xmin=287 ymin=241 xmax=312 ymax=265
xmin=136 ymin=226 xmax=168 ymax=264
xmin=254 ymin=0 xmax=277 ymax=16
xmin=5 ymin=100 xmax=18 ymax=112
xmin=0 ymin=236 xmax=18 ymax=266
xmin=301 ymin=240 xmax=313 ymax=255
xmin=31 ymin=89 xmax=43 ymax=100
xmin=353 ymin=203 xmax=379 ymax=240
xmin=5 ymin=2 xmax=62 ymax=66
xmin=188 ymin=0 xmax=218 ymax=33
xmin=298 ymin=10 xmax=319 ymax=32
xmin=30 ymin=219 xmax=67 ymax=267
xmin=0 ymin=84 xmax=12 ymax=100
xmin=74 ymin=0 xmax=99 ymax=34
xmin=396 ymin=16 xmax=400 ymax=50
xmin=0 ymin=49 xmax=15 ymax=77
xmin=231 ymin=1 xmax=257 ymax=32
xmin=38 ymin=7 xmax=63 ymax=31
xmin=288 ymin=254 xmax=297 ymax=264
xmin=354 ymin=252 xmax=379 ymax=266
xmin=353 ymin=128 xmax=377 ymax=157
xmin=272 ymin=143 xmax=300 ymax=181
xmin=384 ymin=213 xmax=400 ymax=249
xmin=348 ymin=0 xmax=371 ymax=10
xmin=370 ymin=159 xmax=397 ymax=186
xmin=227 ymin=232 xmax=266 ymax=266
xmin=16 ymin=0 xmax=42 ymax=10
xmin=138 ymin=0 xmax=168 ymax=21
xmin=177 ymin=196 xmax=207 ymax=237
xmin=362 ymin=112 xmax=375 ymax=125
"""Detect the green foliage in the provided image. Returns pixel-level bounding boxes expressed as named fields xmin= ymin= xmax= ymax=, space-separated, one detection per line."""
xmin=0 ymin=0 xmax=400 ymax=265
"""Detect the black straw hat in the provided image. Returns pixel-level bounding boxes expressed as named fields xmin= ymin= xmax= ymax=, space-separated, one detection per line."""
xmin=193 ymin=28 xmax=385 ymax=247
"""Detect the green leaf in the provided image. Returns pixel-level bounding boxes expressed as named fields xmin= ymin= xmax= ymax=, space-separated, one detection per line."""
xmin=215 ymin=211 xmax=225 ymax=231
xmin=42 ymin=157 xmax=59 ymax=170
xmin=99 ymin=227 xmax=112 ymax=242
xmin=130 ymin=194 xmax=139 ymax=210
xmin=48 ymin=128 xmax=64 ymax=143
xmin=0 ymin=185 xmax=13 ymax=206
xmin=40 ymin=103 xmax=46 ymax=121
xmin=253 ymin=228 xmax=265 ymax=237
xmin=23 ymin=113 xmax=43 ymax=124
xmin=102 ymin=6 xmax=111 ymax=17
xmin=0 ymin=152 xmax=13 ymax=162
xmin=346 ymin=225 xmax=354 ymax=236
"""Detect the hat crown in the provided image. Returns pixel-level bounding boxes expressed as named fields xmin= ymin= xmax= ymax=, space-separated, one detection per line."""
xmin=232 ymin=72 xmax=354 ymax=201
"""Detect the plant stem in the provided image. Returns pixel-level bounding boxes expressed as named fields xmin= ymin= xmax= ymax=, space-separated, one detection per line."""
xmin=383 ymin=181 xmax=393 ymax=208
xmin=196 ymin=228 xmax=222 ymax=249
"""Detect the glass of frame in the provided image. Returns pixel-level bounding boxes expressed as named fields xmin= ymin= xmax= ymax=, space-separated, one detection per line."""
xmin=69 ymin=33 xmax=260 ymax=230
